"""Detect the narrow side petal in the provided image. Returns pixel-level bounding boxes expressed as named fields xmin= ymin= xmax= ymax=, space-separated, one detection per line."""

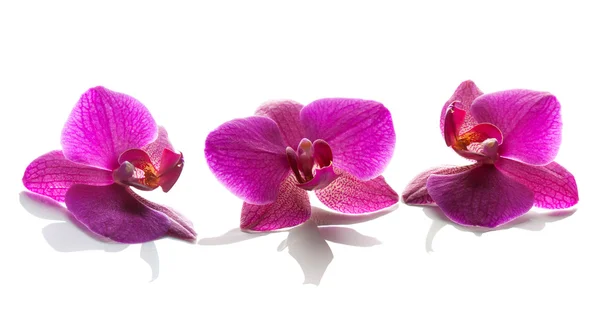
xmin=61 ymin=86 xmax=158 ymax=170
xmin=23 ymin=150 xmax=113 ymax=202
xmin=440 ymin=80 xmax=484 ymax=136
xmin=315 ymin=170 xmax=399 ymax=214
xmin=64 ymin=184 xmax=170 ymax=243
xmin=427 ymin=165 xmax=534 ymax=227
xmin=496 ymin=158 xmax=578 ymax=209
xmin=205 ymin=116 xmax=291 ymax=204
xmin=300 ymin=98 xmax=395 ymax=180
xmin=241 ymin=175 xmax=311 ymax=231
xmin=402 ymin=164 xmax=478 ymax=205
xmin=471 ymin=89 xmax=561 ymax=165
xmin=255 ymin=100 xmax=306 ymax=149
xmin=127 ymin=189 xmax=196 ymax=242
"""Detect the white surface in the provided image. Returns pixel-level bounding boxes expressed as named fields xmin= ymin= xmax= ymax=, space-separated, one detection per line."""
xmin=1 ymin=1 xmax=598 ymax=324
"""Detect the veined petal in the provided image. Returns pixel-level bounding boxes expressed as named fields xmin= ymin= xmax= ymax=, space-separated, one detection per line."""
xmin=471 ymin=89 xmax=561 ymax=165
xmin=61 ymin=87 xmax=158 ymax=170
xmin=300 ymin=98 xmax=395 ymax=180
xmin=255 ymin=100 xmax=305 ymax=149
xmin=205 ymin=116 xmax=291 ymax=205
xmin=23 ymin=150 xmax=113 ymax=202
xmin=241 ymin=175 xmax=311 ymax=231
xmin=64 ymin=184 xmax=171 ymax=243
xmin=315 ymin=170 xmax=399 ymax=214
xmin=127 ymin=189 xmax=196 ymax=242
xmin=440 ymin=80 xmax=484 ymax=137
xmin=142 ymin=126 xmax=175 ymax=168
xmin=427 ymin=164 xmax=534 ymax=227
xmin=402 ymin=164 xmax=478 ymax=205
xmin=496 ymin=158 xmax=578 ymax=209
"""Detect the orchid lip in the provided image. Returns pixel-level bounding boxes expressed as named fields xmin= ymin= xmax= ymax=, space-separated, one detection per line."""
xmin=286 ymin=138 xmax=337 ymax=190
xmin=113 ymin=148 xmax=184 ymax=192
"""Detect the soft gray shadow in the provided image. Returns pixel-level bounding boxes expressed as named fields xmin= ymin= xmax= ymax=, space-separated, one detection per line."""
xmin=19 ymin=191 xmax=159 ymax=280
xmin=422 ymin=206 xmax=577 ymax=252
xmin=198 ymin=205 xmax=394 ymax=285
xmin=140 ymin=242 xmax=160 ymax=282
xmin=278 ymin=220 xmax=333 ymax=285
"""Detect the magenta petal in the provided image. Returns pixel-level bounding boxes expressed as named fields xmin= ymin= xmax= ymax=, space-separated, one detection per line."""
xmin=255 ymin=100 xmax=306 ymax=149
xmin=127 ymin=189 xmax=196 ymax=242
xmin=315 ymin=171 xmax=399 ymax=214
xmin=157 ymin=149 xmax=184 ymax=193
xmin=142 ymin=126 xmax=175 ymax=168
xmin=402 ymin=164 xmax=478 ymax=205
xmin=64 ymin=184 xmax=170 ymax=243
xmin=496 ymin=158 xmax=579 ymax=209
xmin=471 ymin=89 xmax=561 ymax=165
xmin=300 ymin=98 xmax=395 ymax=180
xmin=23 ymin=150 xmax=114 ymax=202
xmin=61 ymin=87 xmax=158 ymax=170
xmin=427 ymin=165 xmax=535 ymax=227
xmin=296 ymin=165 xmax=338 ymax=191
xmin=205 ymin=116 xmax=291 ymax=204
xmin=440 ymin=80 xmax=484 ymax=136
xmin=241 ymin=175 xmax=311 ymax=231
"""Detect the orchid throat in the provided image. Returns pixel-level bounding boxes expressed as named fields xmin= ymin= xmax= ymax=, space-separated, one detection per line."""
xmin=286 ymin=138 xmax=337 ymax=191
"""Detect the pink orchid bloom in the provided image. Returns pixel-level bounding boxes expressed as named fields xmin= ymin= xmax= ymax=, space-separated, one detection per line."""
xmin=205 ymin=99 xmax=399 ymax=231
xmin=23 ymin=86 xmax=196 ymax=243
xmin=403 ymin=80 xmax=579 ymax=227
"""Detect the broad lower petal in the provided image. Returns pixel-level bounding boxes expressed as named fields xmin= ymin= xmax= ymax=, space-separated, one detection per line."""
xmin=471 ymin=89 xmax=561 ymax=165
xmin=427 ymin=165 xmax=534 ymax=227
xmin=65 ymin=184 xmax=171 ymax=243
xmin=61 ymin=87 xmax=158 ymax=170
xmin=255 ymin=100 xmax=306 ymax=149
xmin=495 ymin=158 xmax=578 ymax=209
xmin=241 ymin=175 xmax=311 ymax=231
xmin=315 ymin=171 xmax=399 ymax=214
xmin=23 ymin=150 xmax=113 ymax=202
xmin=205 ymin=116 xmax=291 ymax=204
xmin=402 ymin=164 xmax=478 ymax=205
xmin=127 ymin=189 xmax=196 ymax=242
xmin=300 ymin=98 xmax=395 ymax=180
xmin=440 ymin=80 xmax=484 ymax=136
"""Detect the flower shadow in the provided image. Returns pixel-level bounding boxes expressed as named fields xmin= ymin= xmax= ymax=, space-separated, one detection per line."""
xmin=197 ymin=205 xmax=397 ymax=285
xmin=422 ymin=206 xmax=577 ymax=252
xmin=19 ymin=191 xmax=160 ymax=282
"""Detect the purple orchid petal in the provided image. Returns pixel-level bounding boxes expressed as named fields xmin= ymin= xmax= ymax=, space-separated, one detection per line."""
xmin=61 ymin=86 xmax=158 ymax=170
xmin=205 ymin=116 xmax=291 ymax=204
xmin=427 ymin=164 xmax=535 ymax=228
xmin=127 ymin=189 xmax=196 ymax=242
xmin=402 ymin=164 xmax=478 ymax=205
xmin=440 ymin=80 xmax=484 ymax=136
xmin=300 ymin=98 xmax=395 ymax=180
xmin=496 ymin=158 xmax=578 ymax=209
xmin=315 ymin=170 xmax=399 ymax=214
xmin=443 ymin=103 xmax=466 ymax=146
xmin=23 ymin=150 xmax=113 ymax=202
xmin=255 ymin=100 xmax=305 ymax=149
xmin=296 ymin=165 xmax=338 ymax=191
xmin=64 ymin=184 xmax=171 ymax=243
xmin=157 ymin=149 xmax=184 ymax=193
xmin=241 ymin=175 xmax=311 ymax=231
xmin=471 ymin=89 xmax=561 ymax=165
xmin=142 ymin=126 xmax=175 ymax=168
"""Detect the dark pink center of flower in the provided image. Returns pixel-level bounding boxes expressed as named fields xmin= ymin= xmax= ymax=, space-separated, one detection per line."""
xmin=286 ymin=138 xmax=337 ymax=191
xmin=444 ymin=101 xmax=503 ymax=164
xmin=112 ymin=148 xmax=184 ymax=192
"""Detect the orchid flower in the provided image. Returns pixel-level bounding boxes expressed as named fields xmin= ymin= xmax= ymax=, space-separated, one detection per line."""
xmin=23 ymin=87 xmax=196 ymax=243
xmin=403 ymin=80 xmax=578 ymax=227
xmin=205 ymin=99 xmax=399 ymax=231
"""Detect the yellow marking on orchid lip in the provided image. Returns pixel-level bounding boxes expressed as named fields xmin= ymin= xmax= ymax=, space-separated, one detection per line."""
xmin=141 ymin=163 xmax=160 ymax=188
xmin=454 ymin=131 xmax=488 ymax=150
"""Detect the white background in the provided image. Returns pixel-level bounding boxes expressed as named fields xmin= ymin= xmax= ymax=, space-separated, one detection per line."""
xmin=1 ymin=1 xmax=598 ymax=324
